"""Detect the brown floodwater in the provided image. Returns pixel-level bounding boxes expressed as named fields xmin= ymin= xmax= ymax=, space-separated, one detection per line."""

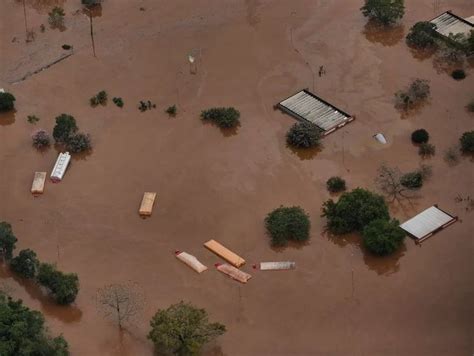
xmin=1 ymin=0 xmax=473 ymax=355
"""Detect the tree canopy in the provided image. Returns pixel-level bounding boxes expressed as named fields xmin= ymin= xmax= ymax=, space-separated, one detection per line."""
xmin=37 ymin=263 xmax=79 ymax=305
xmin=52 ymin=114 xmax=78 ymax=143
xmin=406 ymin=22 xmax=437 ymax=49
xmin=265 ymin=206 xmax=311 ymax=246
xmin=460 ymin=131 xmax=474 ymax=153
xmin=201 ymin=107 xmax=240 ymax=129
xmin=0 ymin=222 xmax=17 ymax=261
xmin=148 ymin=301 xmax=226 ymax=355
xmin=362 ymin=219 xmax=406 ymax=255
xmin=0 ymin=92 xmax=16 ymax=112
xmin=0 ymin=294 xmax=69 ymax=356
xmin=10 ymin=249 xmax=40 ymax=279
xmin=321 ymin=188 xmax=389 ymax=234
xmin=286 ymin=122 xmax=322 ymax=148
xmin=360 ymin=0 xmax=405 ymax=26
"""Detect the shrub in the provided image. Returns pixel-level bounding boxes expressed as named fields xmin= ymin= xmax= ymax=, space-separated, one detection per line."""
xmin=201 ymin=107 xmax=240 ymax=128
xmin=406 ymin=21 xmax=437 ymax=49
xmin=32 ymin=129 xmax=51 ymax=149
xmin=451 ymin=69 xmax=466 ymax=80
xmin=165 ymin=105 xmax=177 ymax=117
xmin=467 ymin=100 xmax=474 ymax=112
xmin=395 ymin=79 xmax=430 ymax=110
xmin=27 ymin=115 xmax=40 ymax=124
xmin=265 ymin=206 xmax=311 ymax=246
xmin=66 ymin=132 xmax=91 ymax=153
xmin=0 ymin=222 xmax=17 ymax=261
xmin=444 ymin=146 xmax=459 ymax=165
xmin=411 ymin=129 xmax=429 ymax=144
xmin=112 ymin=97 xmax=123 ymax=108
xmin=0 ymin=295 xmax=69 ymax=355
xmin=10 ymin=249 xmax=40 ymax=279
xmin=360 ymin=0 xmax=405 ymax=26
xmin=400 ymin=171 xmax=422 ymax=189
xmin=62 ymin=44 xmax=72 ymax=50
xmin=82 ymin=0 xmax=102 ymax=6
xmin=362 ymin=219 xmax=406 ymax=255
xmin=459 ymin=131 xmax=474 ymax=153
xmin=0 ymin=92 xmax=16 ymax=112
xmin=37 ymin=263 xmax=79 ymax=305
xmin=48 ymin=7 xmax=65 ymax=28
xmin=326 ymin=176 xmax=346 ymax=193
xmin=53 ymin=114 xmax=78 ymax=143
xmin=90 ymin=90 xmax=107 ymax=107
xmin=418 ymin=142 xmax=435 ymax=157
xmin=321 ymin=188 xmax=389 ymax=235
xmin=286 ymin=122 xmax=322 ymax=148
xmin=148 ymin=301 xmax=226 ymax=355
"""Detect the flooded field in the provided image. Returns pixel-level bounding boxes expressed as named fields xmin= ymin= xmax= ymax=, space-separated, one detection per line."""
xmin=1 ymin=0 xmax=473 ymax=355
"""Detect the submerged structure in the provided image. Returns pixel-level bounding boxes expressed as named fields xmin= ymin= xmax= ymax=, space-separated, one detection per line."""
xmin=430 ymin=11 xmax=474 ymax=39
xmin=276 ymin=89 xmax=354 ymax=135
xmin=399 ymin=205 xmax=457 ymax=243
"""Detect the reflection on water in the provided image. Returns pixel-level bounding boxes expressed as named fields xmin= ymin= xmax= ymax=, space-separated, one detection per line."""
xmin=0 ymin=111 xmax=16 ymax=126
xmin=363 ymin=21 xmax=404 ymax=47
xmin=220 ymin=126 xmax=239 ymax=137
xmin=326 ymin=231 xmax=406 ymax=276
xmin=287 ymin=143 xmax=322 ymax=160
xmin=408 ymin=46 xmax=437 ymax=61
xmin=0 ymin=265 xmax=83 ymax=323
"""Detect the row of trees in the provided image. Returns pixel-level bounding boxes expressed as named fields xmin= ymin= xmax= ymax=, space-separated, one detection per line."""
xmin=0 ymin=222 xmax=79 ymax=305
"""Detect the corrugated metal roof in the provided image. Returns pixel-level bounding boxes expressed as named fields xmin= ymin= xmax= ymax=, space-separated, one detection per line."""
xmin=399 ymin=206 xmax=456 ymax=241
xmin=430 ymin=11 xmax=473 ymax=38
xmin=278 ymin=90 xmax=353 ymax=133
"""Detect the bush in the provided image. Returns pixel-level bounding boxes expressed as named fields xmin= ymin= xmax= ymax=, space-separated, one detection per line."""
xmin=451 ymin=69 xmax=466 ymax=80
xmin=0 ymin=222 xmax=17 ymax=261
xmin=326 ymin=176 xmax=346 ymax=193
xmin=90 ymin=91 xmax=107 ymax=107
xmin=48 ymin=7 xmax=65 ymax=28
xmin=362 ymin=219 xmax=406 ymax=255
xmin=27 ymin=115 xmax=40 ymax=124
xmin=0 ymin=295 xmax=69 ymax=355
xmin=460 ymin=131 xmax=474 ymax=153
xmin=53 ymin=114 xmax=78 ymax=143
xmin=400 ymin=171 xmax=422 ymax=189
xmin=467 ymin=100 xmax=474 ymax=112
xmin=37 ymin=263 xmax=79 ymax=305
xmin=32 ymin=129 xmax=51 ymax=149
xmin=286 ymin=122 xmax=322 ymax=148
xmin=360 ymin=0 xmax=405 ymax=26
xmin=411 ymin=129 xmax=429 ymax=144
xmin=395 ymin=79 xmax=430 ymax=110
xmin=321 ymin=188 xmax=389 ymax=235
xmin=82 ymin=0 xmax=102 ymax=6
xmin=418 ymin=142 xmax=435 ymax=157
xmin=444 ymin=146 xmax=459 ymax=165
xmin=201 ymin=107 xmax=240 ymax=128
xmin=112 ymin=97 xmax=123 ymax=108
xmin=148 ymin=301 xmax=225 ymax=355
xmin=406 ymin=21 xmax=437 ymax=49
xmin=165 ymin=105 xmax=177 ymax=117
xmin=66 ymin=132 xmax=91 ymax=153
xmin=0 ymin=92 xmax=16 ymax=112
xmin=10 ymin=249 xmax=40 ymax=279
xmin=265 ymin=206 xmax=311 ymax=246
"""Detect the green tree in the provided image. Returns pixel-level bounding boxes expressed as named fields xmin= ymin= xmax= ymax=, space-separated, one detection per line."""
xmin=0 ymin=222 xmax=17 ymax=261
xmin=148 ymin=301 xmax=226 ymax=355
xmin=0 ymin=294 xmax=69 ymax=355
xmin=0 ymin=92 xmax=16 ymax=112
xmin=265 ymin=206 xmax=311 ymax=246
xmin=361 ymin=0 xmax=405 ymax=26
xmin=321 ymin=188 xmax=389 ymax=235
xmin=362 ymin=219 xmax=406 ymax=255
xmin=459 ymin=131 xmax=474 ymax=153
xmin=286 ymin=122 xmax=322 ymax=148
xmin=10 ymin=249 xmax=40 ymax=279
xmin=48 ymin=7 xmax=65 ymax=29
xmin=53 ymin=114 xmax=78 ymax=143
xmin=201 ymin=107 xmax=240 ymax=129
xmin=66 ymin=132 xmax=91 ymax=153
xmin=406 ymin=22 xmax=437 ymax=49
xmin=37 ymin=263 xmax=79 ymax=305
xmin=411 ymin=129 xmax=429 ymax=144
xmin=326 ymin=176 xmax=346 ymax=193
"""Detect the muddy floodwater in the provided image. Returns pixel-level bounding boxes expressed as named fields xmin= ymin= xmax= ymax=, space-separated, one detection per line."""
xmin=1 ymin=0 xmax=473 ymax=355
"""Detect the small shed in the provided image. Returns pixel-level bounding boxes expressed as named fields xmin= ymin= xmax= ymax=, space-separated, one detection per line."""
xmin=139 ymin=192 xmax=157 ymax=216
xmin=399 ymin=205 xmax=457 ymax=243
xmin=430 ymin=11 xmax=474 ymax=39
xmin=51 ymin=152 xmax=71 ymax=182
xmin=204 ymin=239 xmax=245 ymax=267
xmin=276 ymin=89 xmax=354 ymax=135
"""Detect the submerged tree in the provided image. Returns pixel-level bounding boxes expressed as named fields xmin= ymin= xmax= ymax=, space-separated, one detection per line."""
xmin=96 ymin=282 xmax=144 ymax=330
xmin=0 ymin=92 xmax=16 ymax=112
xmin=48 ymin=7 xmax=65 ymax=29
xmin=0 ymin=221 xmax=17 ymax=261
xmin=264 ymin=206 xmax=311 ymax=246
xmin=405 ymin=21 xmax=438 ymax=49
xmin=362 ymin=218 xmax=406 ymax=255
xmin=10 ymin=249 xmax=40 ymax=279
xmin=394 ymin=79 xmax=430 ymax=111
xmin=286 ymin=121 xmax=322 ymax=148
xmin=360 ymin=0 xmax=405 ymax=26
xmin=148 ymin=301 xmax=226 ymax=355
xmin=37 ymin=263 xmax=79 ymax=305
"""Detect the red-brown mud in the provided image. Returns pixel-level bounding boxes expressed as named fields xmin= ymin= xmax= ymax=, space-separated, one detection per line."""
xmin=1 ymin=1 xmax=473 ymax=355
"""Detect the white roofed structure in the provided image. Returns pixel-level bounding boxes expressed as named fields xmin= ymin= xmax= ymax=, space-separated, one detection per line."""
xmin=277 ymin=89 xmax=354 ymax=135
xmin=430 ymin=11 xmax=473 ymax=39
xmin=399 ymin=205 xmax=457 ymax=243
